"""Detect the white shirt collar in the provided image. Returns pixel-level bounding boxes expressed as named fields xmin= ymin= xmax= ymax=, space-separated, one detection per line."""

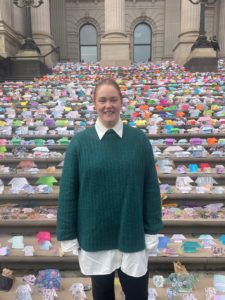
xmin=95 ymin=118 xmax=123 ymax=140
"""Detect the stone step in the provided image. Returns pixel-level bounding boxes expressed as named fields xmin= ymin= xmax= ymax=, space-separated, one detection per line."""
xmin=1 ymin=234 xmax=225 ymax=272
xmin=1 ymin=272 xmax=225 ymax=300
xmin=1 ymin=219 xmax=225 ymax=235
xmin=2 ymin=156 xmax=225 ymax=165
xmin=1 ymin=169 xmax=225 ymax=181
xmin=1 ymin=133 xmax=225 ymax=139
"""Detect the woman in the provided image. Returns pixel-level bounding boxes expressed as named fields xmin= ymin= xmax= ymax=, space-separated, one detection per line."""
xmin=57 ymin=78 xmax=163 ymax=300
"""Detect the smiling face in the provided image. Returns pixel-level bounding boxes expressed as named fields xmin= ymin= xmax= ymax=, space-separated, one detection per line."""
xmin=94 ymin=82 xmax=122 ymax=128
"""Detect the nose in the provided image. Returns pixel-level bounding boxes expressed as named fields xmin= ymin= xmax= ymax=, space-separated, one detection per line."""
xmin=105 ymin=100 xmax=113 ymax=108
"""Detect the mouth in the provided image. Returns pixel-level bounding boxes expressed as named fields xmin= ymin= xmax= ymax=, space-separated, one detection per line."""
xmin=104 ymin=111 xmax=114 ymax=115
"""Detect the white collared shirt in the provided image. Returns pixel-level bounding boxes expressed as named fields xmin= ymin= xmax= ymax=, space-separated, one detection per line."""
xmin=95 ymin=117 xmax=123 ymax=140
xmin=61 ymin=118 xmax=158 ymax=277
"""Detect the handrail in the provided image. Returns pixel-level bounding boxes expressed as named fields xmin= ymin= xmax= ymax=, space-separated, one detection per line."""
xmin=8 ymin=46 xmax=60 ymax=62
xmin=0 ymin=46 xmax=61 ymax=80
xmin=42 ymin=46 xmax=60 ymax=59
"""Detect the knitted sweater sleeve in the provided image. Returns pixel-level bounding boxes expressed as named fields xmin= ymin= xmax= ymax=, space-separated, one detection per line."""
xmin=142 ymin=135 xmax=163 ymax=234
xmin=57 ymin=138 xmax=79 ymax=241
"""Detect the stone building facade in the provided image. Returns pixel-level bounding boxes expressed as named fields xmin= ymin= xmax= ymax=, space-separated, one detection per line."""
xmin=0 ymin=0 xmax=224 ymax=66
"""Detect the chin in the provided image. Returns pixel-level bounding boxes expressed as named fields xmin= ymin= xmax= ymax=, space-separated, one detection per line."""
xmin=104 ymin=118 xmax=115 ymax=123
xmin=104 ymin=120 xmax=116 ymax=127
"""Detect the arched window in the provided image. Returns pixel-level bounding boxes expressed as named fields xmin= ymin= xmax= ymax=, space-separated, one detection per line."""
xmin=133 ymin=23 xmax=152 ymax=63
xmin=80 ymin=24 xmax=97 ymax=63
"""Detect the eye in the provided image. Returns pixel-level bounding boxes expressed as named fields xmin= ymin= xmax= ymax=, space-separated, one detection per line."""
xmin=98 ymin=98 xmax=106 ymax=103
xmin=111 ymin=97 xmax=119 ymax=102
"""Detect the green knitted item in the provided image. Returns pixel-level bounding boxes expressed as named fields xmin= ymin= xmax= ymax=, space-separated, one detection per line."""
xmin=57 ymin=125 xmax=162 ymax=252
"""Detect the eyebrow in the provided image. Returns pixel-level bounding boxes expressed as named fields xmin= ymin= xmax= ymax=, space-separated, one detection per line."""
xmin=98 ymin=96 xmax=120 ymax=100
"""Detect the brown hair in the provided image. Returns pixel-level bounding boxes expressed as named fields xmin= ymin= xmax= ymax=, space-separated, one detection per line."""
xmin=93 ymin=78 xmax=123 ymax=102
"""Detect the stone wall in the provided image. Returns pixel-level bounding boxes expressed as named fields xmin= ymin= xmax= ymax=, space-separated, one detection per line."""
xmin=65 ymin=0 xmax=104 ymax=62
xmin=125 ymin=0 xmax=165 ymax=62
xmin=60 ymin=0 xmax=171 ymax=62
xmin=0 ymin=0 xmax=222 ymax=65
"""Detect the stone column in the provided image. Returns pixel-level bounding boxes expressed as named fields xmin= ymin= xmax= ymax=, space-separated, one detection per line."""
xmin=31 ymin=0 xmax=51 ymax=36
xmin=0 ymin=0 xmax=21 ymax=57
xmin=180 ymin=0 xmax=200 ymax=35
xmin=101 ymin=0 xmax=130 ymax=66
xmin=105 ymin=0 xmax=125 ymax=33
xmin=0 ymin=0 xmax=12 ymax=25
xmin=173 ymin=0 xmax=200 ymax=65
xmin=13 ymin=5 xmax=26 ymax=38
xmin=50 ymin=0 xmax=67 ymax=61
xmin=164 ymin=0 xmax=181 ymax=59
xmin=218 ymin=0 xmax=225 ymax=58
xmin=31 ymin=0 xmax=57 ymax=66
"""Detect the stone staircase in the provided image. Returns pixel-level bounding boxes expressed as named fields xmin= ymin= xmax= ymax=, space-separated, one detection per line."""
xmin=1 ymin=62 xmax=225 ymax=298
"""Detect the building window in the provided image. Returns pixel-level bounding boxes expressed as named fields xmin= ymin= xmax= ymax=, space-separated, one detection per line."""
xmin=133 ymin=23 xmax=152 ymax=63
xmin=80 ymin=24 xmax=97 ymax=63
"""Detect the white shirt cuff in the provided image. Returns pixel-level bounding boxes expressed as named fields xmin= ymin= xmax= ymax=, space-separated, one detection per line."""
xmin=61 ymin=239 xmax=80 ymax=255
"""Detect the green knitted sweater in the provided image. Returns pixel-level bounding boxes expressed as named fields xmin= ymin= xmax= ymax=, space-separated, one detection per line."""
xmin=57 ymin=125 xmax=163 ymax=252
